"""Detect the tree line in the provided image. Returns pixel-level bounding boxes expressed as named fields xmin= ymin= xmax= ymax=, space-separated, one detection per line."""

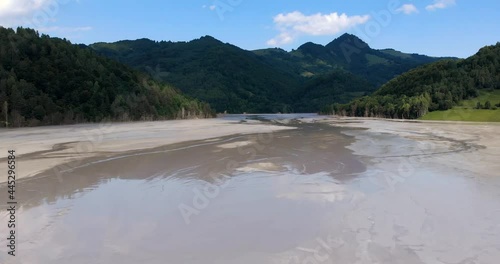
xmin=0 ymin=27 xmax=214 ymax=127
xmin=322 ymin=43 xmax=500 ymax=118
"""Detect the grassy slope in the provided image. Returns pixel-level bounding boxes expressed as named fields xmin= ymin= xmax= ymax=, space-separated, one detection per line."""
xmin=420 ymin=90 xmax=500 ymax=122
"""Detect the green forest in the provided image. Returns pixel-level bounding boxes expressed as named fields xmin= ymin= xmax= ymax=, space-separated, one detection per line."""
xmin=90 ymin=34 xmax=446 ymax=113
xmin=91 ymin=36 xmax=300 ymax=113
xmin=293 ymin=70 xmax=376 ymax=112
xmin=0 ymin=27 xmax=214 ymax=127
xmin=322 ymin=43 xmax=500 ymax=120
xmin=1 ymin=26 xmax=498 ymax=127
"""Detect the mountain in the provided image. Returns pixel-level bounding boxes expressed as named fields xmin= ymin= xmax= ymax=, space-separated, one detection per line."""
xmin=91 ymin=34 xmax=448 ymax=113
xmin=324 ymin=43 xmax=500 ymax=119
xmin=293 ymin=70 xmax=376 ymax=112
xmin=0 ymin=27 xmax=214 ymax=127
xmin=254 ymin=33 xmax=445 ymax=86
xmin=291 ymin=33 xmax=445 ymax=86
xmin=91 ymin=36 xmax=301 ymax=113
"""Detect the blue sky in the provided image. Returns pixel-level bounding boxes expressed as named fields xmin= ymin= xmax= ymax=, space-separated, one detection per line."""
xmin=0 ymin=0 xmax=498 ymax=58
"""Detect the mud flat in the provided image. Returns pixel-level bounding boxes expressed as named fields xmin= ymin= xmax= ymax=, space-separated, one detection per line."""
xmin=0 ymin=118 xmax=295 ymax=183
xmin=1 ymin=116 xmax=500 ymax=264
xmin=317 ymin=117 xmax=500 ymax=264
xmin=0 ymin=119 xmax=365 ymax=264
xmin=321 ymin=117 xmax=500 ymax=178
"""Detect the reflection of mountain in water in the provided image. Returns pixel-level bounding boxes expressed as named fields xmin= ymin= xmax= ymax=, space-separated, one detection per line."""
xmin=0 ymin=121 xmax=363 ymax=211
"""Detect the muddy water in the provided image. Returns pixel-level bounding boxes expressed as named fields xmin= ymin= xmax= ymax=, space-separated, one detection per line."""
xmin=1 ymin=118 xmax=500 ymax=263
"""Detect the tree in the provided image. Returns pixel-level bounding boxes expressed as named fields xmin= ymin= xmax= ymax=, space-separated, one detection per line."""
xmin=484 ymin=101 xmax=492 ymax=109
xmin=400 ymin=102 xmax=411 ymax=119
xmin=476 ymin=102 xmax=483 ymax=109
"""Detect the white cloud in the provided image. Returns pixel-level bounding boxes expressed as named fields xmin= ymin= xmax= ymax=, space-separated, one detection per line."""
xmin=396 ymin=4 xmax=419 ymax=15
xmin=267 ymin=32 xmax=294 ymax=46
xmin=426 ymin=0 xmax=456 ymax=11
xmin=0 ymin=0 xmax=50 ymax=16
xmin=0 ymin=0 xmax=57 ymax=27
xmin=0 ymin=0 xmax=91 ymax=38
xmin=202 ymin=4 xmax=216 ymax=10
xmin=267 ymin=11 xmax=370 ymax=46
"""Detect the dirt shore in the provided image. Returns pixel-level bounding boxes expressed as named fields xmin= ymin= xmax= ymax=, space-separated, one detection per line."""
xmin=2 ymin=117 xmax=499 ymax=184
xmin=0 ymin=119 xmax=295 ymax=183
xmin=2 ymin=116 xmax=500 ymax=263
xmin=311 ymin=117 xmax=500 ymax=178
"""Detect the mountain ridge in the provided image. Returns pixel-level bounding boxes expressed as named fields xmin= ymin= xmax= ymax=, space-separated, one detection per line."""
xmin=91 ymin=33 xmax=452 ymax=113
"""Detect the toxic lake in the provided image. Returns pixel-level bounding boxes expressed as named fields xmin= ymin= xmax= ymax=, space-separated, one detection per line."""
xmin=1 ymin=115 xmax=499 ymax=264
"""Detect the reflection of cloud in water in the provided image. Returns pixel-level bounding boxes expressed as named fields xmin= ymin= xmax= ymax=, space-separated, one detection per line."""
xmin=217 ymin=141 xmax=253 ymax=149
xmin=275 ymin=171 xmax=365 ymax=203
xmin=236 ymin=162 xmax=285 ymax=173
xmin=3 ymin=201 xmax=79 ymax=264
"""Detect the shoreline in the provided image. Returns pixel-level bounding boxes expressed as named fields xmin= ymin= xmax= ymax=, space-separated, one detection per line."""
xmin=2 ymin=116 xmax=500 ymax=263
xmin=0 ymin=118 xmax=296 ymax=184
xmin=321 ymin=117 xmax=500 ymax=178
xmin=2 ymin=116 xmax=499 ymax=184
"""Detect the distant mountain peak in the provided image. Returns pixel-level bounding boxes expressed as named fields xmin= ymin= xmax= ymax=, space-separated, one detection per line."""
xmin=295 ymin=42 xmax=329 ymax=58
xmin=338 ymin=33 xmax=357 ymax=39
xmin=193 ymin=35 xmax=222 ymax=43
xmin=337 ymin=33 xmax=366 ymax=43
xmin=297 ymin=42 xmax=325 ymax=50
xmin=326 ymin=33 xmax=370 ymax=51
xmin=199 ymin=35 xmax=217 ymax=40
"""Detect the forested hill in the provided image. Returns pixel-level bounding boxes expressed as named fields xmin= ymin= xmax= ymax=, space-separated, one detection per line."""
xmin=293 ymin=70 xmax=376 ymax=113
xmin=91 ymin=34 xmax=448 ymax=113
xmin=258 ymin=33 xmax=445 ymax=87
xmin=91 ymin=36 xmax=301 ymax=113
xmin=0 ymin=27 xmax=214 ymax=127
xmin=323 ymin=43 xmax=500 ymax=119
